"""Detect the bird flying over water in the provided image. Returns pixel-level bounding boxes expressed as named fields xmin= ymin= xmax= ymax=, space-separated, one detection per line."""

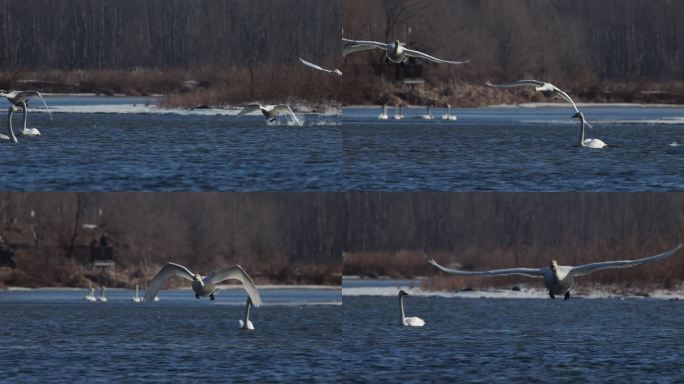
xmin=342 ymin=38 xmax=469 ymax=65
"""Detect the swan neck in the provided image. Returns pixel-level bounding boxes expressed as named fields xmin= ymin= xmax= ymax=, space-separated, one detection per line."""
xmin=7 ymin=107 xmax=16 ymax=142
xmin=578 ymin=115 xmax=585 ymax=146
xmin=22 ymin=103 xmax=27 ymax=130
xmin=399 ymin=295 xmax=406 ymax=323
xmin=244 ymin=299 xmax=251 ymax=324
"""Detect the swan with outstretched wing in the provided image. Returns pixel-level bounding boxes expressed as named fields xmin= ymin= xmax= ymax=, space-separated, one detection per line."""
xmin=144 ymin=262 xmax=261 ymax=306
xmin=429 ymin=244 xmax=683 ymax=299
xmin=342 ymin=38 xmax=469 ymax=65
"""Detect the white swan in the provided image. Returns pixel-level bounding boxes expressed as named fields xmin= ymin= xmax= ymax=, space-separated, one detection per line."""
xmin=378 ymin=104 xmax=389 ymax=120
xmin=399 ymin=290 xmax=425 ymax=327
xmin=97 ymin=286 xmax=107 ymax=302
xmin=85 ymin=287 xmax=97 ymax=302
xmin=429 ymin=244 xmax=684 ymax=300
xmin=573 ymin=112 xmax=606 ymax=148
xmin=441 ymin=104 xmax=457 ymax=121
xmin=238 ymin=297 xmax=255 ymax=330
xmin=299 ymin=57 xmax=342 ymax=76
xmin=393 ymin=104 xmax=404 ymax=120
xmin=132 ymin=284 xmax=142 ymax=303
xmin=143 ymin=262 xmax=261 ymax=306
xmin=1 ymin=90 xmax=52 ymax=136
xmin=419 ymin=105 xmax=433 ymax=120
xmin=0 ymin=105 xmax=20 ymax=143
xmin=237 ymin=104 xmax=302 ymax=126
xmin=342 ymin=38 xmax=470 ymax=65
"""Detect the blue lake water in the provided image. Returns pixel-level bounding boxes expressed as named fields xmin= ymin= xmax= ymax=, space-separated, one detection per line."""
xmin=0 ymin=288 xmax=341 ymax=383
xmin=1 ymin=98 xmax=683 ymax=191
xmin=342 ymin=296 xmax=684 ymax=383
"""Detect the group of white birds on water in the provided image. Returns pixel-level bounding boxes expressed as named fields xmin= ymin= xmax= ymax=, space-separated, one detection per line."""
xmin=83 ymin=262 xmax=260 ymax=330
xmin=398 ymin=243 xmax=684 ymax=327
xmin=2 ymin=36 xmax=681 ymax=149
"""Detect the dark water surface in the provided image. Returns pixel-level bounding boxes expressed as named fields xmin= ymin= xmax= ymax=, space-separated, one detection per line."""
xmin=2 ymin=98 xmax=683 ymax=191
xmin=0 ymin=289 xmax=341 ymax=383
xmin=342 ymin=296 xmax=684 ymax=383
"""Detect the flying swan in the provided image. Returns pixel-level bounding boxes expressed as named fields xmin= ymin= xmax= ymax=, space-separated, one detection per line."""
xmin=486 ymin=80 xmax=606 ymax=148
xmin=143 ymin=262 xmax=262 ymax=307
xmin=428 ymin=243 xmax=684 ymax=300
xmin=342 ymin=38 xmax=470 ymax=65
xmin=299 ymin=57 xmax=342 ymax=76
xmin=238 ymin=297 xmax=255 ymax=330
xmin=399 ymin=290 xmax=425 ymax=327
xmin=1 ymin=90 xmax=53 ymax=138
xmin=237 ymin=104 xmax=302 ymax=126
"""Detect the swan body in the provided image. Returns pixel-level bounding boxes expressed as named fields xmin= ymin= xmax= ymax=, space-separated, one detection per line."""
xmin=393 ymin=104 xmax=404 ymax=120
xmin=399 ymin=290 xmax=425 ymax=327
xmin=19 ymin=102 xmax=40 ymax=136
xmin=342 ymin=38 xmax=469 ymax=65
xmin=441 ymin=104 xmax=457 ymax=120
xmin=238 ymin=297 xmax=255 ymax=330
xmin=420 ymin=105 xmax=433 ymax=120
xmin=429 ymin=244 xmax=683 ymax=299
xmin=237 ymin=104 xmax=302 ymax=126
xmin=97 ymin=286 xmax=107 ymax=302
xmin=378 ymin=104 xmax=389 ymax=120
xmin=85 ymin=287 xmax=97 ymax=302
xmin=132 ymin=284 xmax=142 ymax=303
xmin=299 ymin=57 xmax=342 ymax=76
xmin=144 ymin=262 xmax=261 ymax=306
xmin=573 ymin=112 xmax=606 ymax=148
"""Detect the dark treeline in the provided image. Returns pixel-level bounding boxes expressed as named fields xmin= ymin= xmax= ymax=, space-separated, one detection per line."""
xmin=0 ymin=193 xmax=344 ymax=287
xmin=0 ymin=0 xmax=339 ymax=70
xmin=341 ymin=0 xmax=684 ymax=105
xmin=343 ymin=193 xmax=684 ymax=286
xmin=0 ymin=0 xmax=341 ymax=103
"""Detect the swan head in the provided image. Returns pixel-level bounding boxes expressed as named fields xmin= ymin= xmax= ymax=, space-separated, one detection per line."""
xmin=399 ymin=289 xmax=409 ymax=297
xmin=572 ymin=112 xmax=584 ymax=120
xmin=333 ymin=69 xmax=343 ymax=76
xmin=549 ymin=260 xmax=559 ymax=272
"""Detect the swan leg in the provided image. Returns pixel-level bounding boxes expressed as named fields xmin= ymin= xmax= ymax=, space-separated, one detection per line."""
xmin=564 ymin=291 xmax=571 ymax=300
xmin=209 ymin=293 xmax=215 ymax=301
xmin=195 ymin=293 xmax=200 ymax=299
xmin=549 ymin=291 xmax=555 ymax=299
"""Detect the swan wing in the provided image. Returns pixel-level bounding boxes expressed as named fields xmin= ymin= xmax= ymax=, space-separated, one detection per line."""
xmin=403 ymin=48 xmax=469 ymax=65
xmin=428 ymin=258 xmax=545 ymax=278
xmin=205 ymin=265 xmax=261 ymax=307
xmin=237 ymin=104 xmax=262 ymax=117
xmin=144 ymin=262 xmax=194 ymax=302
xmin=570 ymin=244 xmax=684 ymax=277
xmin=15 ymin=91 xmax=53 ymax=120
xmin=553 ymin=88 xmax=580 ymax=114
xmin=342 ymin=38 xmax=389 ymax=56
xmin=486 ymin=80 xmax=546 ymax=89
xmin=299 ymin=57 xmax=341 ymax=76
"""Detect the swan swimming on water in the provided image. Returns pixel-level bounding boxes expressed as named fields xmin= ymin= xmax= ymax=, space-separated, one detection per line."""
xmin=1 ymin=90 xmax=52 ymax=137
xmin=132 ymin=284 xmax=142 ymax=303
xmin=299 ymin=57 xmax=342 ymax=76
xmin=342 ymin=38 xmax=470 ymax=65
xmin=419 ymin=105 xmax=433 ymax=120
xmin=441 ymin=104 xmax=457 ymax=121
xmin=97 ymin=286 xmax=107 ymax=302
xmin=378 ymin=104 xmax=389 ymax=120
xmin=85 ymin=287 xmax=97 ymax=302
xmin=238 ymin=297 xmax=255 ymax=330
xmin=143 ymin=262 xmax=261 ymax=306
xmin=237 ymin=104 xmax=302 ymax=126
xmin=393 ymin=104 xmax=404 ymax=120
xmin=429 ymin=244 xmax=684 ymax=300
xmin=399 ymin=290 xmax=425 ymax=327
xmin=573 ymin=112 xmax=606 ymax=148
xmin=486 ymin=80 xmax=606 ymax=147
